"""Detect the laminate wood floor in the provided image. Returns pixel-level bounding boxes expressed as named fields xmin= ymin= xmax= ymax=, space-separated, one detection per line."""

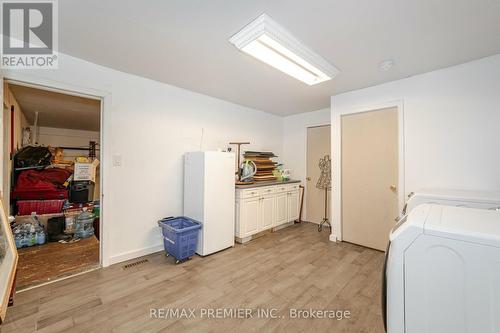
xmin=16 ymin=236 xmax=100 ymax=290
xmin=2 ymin=222 xmax=385 ymax=333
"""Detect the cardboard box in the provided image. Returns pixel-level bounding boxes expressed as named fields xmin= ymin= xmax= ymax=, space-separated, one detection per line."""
xmin=74 ymin=160 xmax=99 ymax=182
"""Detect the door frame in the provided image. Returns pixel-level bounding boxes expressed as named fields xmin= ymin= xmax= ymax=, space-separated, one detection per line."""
xmin=1 ymin=105 xmax=10 ymax=216
xmin=2 ymin=72 xmax=112 ymax=267
xmin=304 ymin=123 xmax=331 ymax=223
xmin=331 ymin=100 xmax=405 ymax=242
xmin=0 ymin=75 xmax=5 ymax=206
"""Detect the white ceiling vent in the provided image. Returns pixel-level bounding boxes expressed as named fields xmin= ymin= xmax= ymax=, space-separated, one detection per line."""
xmin=229 ymin=14 xmax=339 ymax=86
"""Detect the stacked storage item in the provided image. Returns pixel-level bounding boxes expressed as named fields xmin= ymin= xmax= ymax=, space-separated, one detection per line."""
xmin=63 ymin=202 xmax=96 ymax=238
xmin=65 ymin=159 xmax=97 ymax=238
xmin=12 ymin=148 xmax=69 ymax=245
xmin=12 ymin=215 xmax=46 ymax=248
xmin=69 ymin=181 xmax=94 ymax=204
xmin=14 ymin=146 xmax=52 ymax=169
xmin=73 ymin=208 xmax=95 ymax=239
xmin=243 ymin=151 xmax=278 ymax=182
xmin=17 ymin=200 xmax=65 ymax=215
xmin=70 ymin=159 xmax=98 ymax=203
xmin=11 ymin=146 xmax=99 ymax=245
xmin=12 ymin=168 xmax=71 ymax=201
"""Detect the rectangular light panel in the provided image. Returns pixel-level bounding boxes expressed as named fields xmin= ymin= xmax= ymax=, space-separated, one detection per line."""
xmin=230 ymin=14 xmax=339 ymax=86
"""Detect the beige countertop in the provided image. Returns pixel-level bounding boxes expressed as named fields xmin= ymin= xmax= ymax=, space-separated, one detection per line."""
xmin=235 ymin=179 xmax=300 ymax=189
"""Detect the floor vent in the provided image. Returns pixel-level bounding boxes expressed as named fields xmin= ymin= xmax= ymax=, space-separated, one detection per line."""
xmin=122 ymin=259 xmax=149 ymax=269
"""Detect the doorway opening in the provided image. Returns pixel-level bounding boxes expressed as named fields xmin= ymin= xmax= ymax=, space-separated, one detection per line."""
xmin=2 ymin=80 xmax=102 ymax=290
xmin=305 ymin=125 xmax=331 ymax=228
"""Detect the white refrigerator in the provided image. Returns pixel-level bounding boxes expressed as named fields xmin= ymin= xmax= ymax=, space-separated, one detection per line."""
xmin=184 ymin=151 xmax=235 ymax=256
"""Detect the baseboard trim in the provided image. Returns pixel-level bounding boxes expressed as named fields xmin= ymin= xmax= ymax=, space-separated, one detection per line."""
xmin=108 ymin=244 xmax=164 ymax=265
xmin=235 ymin=221 xmax=295 ymax=244
xmin=274 ymin=221 xmax=294 ymax=231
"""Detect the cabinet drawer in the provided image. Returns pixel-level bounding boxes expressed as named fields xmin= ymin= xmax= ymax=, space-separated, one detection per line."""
xmin=260 ymin=186 xmax=275 ymax=195
xmin=275 ymin=185 xmax=289 ymax=194
xmin=287 ymin=184 xmax=300 ymax=192
xmin=237 ymin=188 xmax=261 ymax=199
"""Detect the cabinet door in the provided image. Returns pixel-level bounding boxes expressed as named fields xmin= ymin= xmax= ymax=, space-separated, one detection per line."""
xmin=260 ymin=195 xmax=275 ymax=230
xmin=287 ymin=190 xmax=300 ymax=222
xmin=275 ymin=192 xmax=288 ymax=226
xmin=241 ymin=197 xmax=260 ymax=237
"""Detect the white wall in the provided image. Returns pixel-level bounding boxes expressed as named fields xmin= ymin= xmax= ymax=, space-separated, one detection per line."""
xmin=282 ymin=108 xmax=330 ymax=219
xmin=34 ymin=126 xmax=100 ymax=159
xmin=3 ymin=53 xmax=284 ymax=265
xmin=331 ymin=53 xmax=500 ymax=239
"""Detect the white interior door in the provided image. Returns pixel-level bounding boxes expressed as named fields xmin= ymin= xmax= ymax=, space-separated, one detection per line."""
xmin=306 ymin=125 xmax=331 ymax=223
xmin=341 ymin=107 xmax=399 ymax=251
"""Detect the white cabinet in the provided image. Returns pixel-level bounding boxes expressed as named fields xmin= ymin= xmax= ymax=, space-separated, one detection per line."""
xmin=260 ymin=194 xmax=275 ymax=230
xmin=275 ymin=192 xmax=288 ymax=226
xmin=235 ymin=183 xmax=301 ymax=241
xmin=240 ymin=196 xmax=260 ymax=237
xmin=288 ymin=190 xmax=300 ymax=222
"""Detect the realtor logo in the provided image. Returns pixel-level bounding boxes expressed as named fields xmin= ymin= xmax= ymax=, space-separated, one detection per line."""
xmin=1 ymin=0 xmax=58 ymax=68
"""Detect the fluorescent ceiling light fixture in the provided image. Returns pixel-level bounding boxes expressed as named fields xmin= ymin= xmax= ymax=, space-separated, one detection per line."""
xmin=229 ymin=14 xmax=339 ymax=85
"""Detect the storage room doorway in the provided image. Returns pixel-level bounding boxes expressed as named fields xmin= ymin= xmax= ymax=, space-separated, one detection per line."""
xmin=2 ymin=81 xmax=102 ymax=290
xmin=306 ymin=125 xmax=331 ymax=226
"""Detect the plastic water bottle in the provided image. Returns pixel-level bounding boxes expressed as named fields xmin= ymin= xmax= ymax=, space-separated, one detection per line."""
xmin=29 ymin=233 xmax=35 ymax=246
xmin=21 ymin=233 xmax=28 ymax=247
xmin=14 ymin=232 xmax=23 ymax=248
xmin=36 ymin=230 xmax=46 ymax=245
xmin=74 ymin=208 xmax=95 ymax=239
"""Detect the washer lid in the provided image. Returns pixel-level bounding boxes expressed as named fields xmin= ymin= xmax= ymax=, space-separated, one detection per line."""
xmin=412 ymin=188 xmax=500 ymax=205
xmin=424 ymin=204 xmax=500 ymax=247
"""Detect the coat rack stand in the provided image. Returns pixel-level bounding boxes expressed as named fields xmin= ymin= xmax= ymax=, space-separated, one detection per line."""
xmin=317 ymin=155 xmax=331 ymax=232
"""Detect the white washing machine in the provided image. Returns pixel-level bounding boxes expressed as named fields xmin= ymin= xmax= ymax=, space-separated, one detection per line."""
xmin=402 ymin=189 xmax=500 ymax=217
xmin=383 ymin=191 xmax=500 ymax=333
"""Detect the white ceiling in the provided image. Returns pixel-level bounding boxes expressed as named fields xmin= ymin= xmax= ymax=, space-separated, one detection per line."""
xmin=9 ymin=84 xmax=101 ymax=131
xmin=59 ymin=0 xmax=500 ymax=116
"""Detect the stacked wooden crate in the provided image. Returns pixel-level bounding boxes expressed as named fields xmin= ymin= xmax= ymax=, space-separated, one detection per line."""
xmin=243 ymin=151 xmax=277 ymax=182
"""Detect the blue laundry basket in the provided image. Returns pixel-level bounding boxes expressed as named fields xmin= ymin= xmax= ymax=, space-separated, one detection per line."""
xmin=157 ymin=216 xmax=201 ymax=263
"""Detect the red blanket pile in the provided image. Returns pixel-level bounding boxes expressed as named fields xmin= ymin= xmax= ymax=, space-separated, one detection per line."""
xmin=12 ymin=168 xmax=72 ymax=200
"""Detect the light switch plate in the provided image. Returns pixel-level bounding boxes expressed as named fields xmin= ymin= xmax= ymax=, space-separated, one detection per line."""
xmin=113 ymin=154 xmax=122 ymax=167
